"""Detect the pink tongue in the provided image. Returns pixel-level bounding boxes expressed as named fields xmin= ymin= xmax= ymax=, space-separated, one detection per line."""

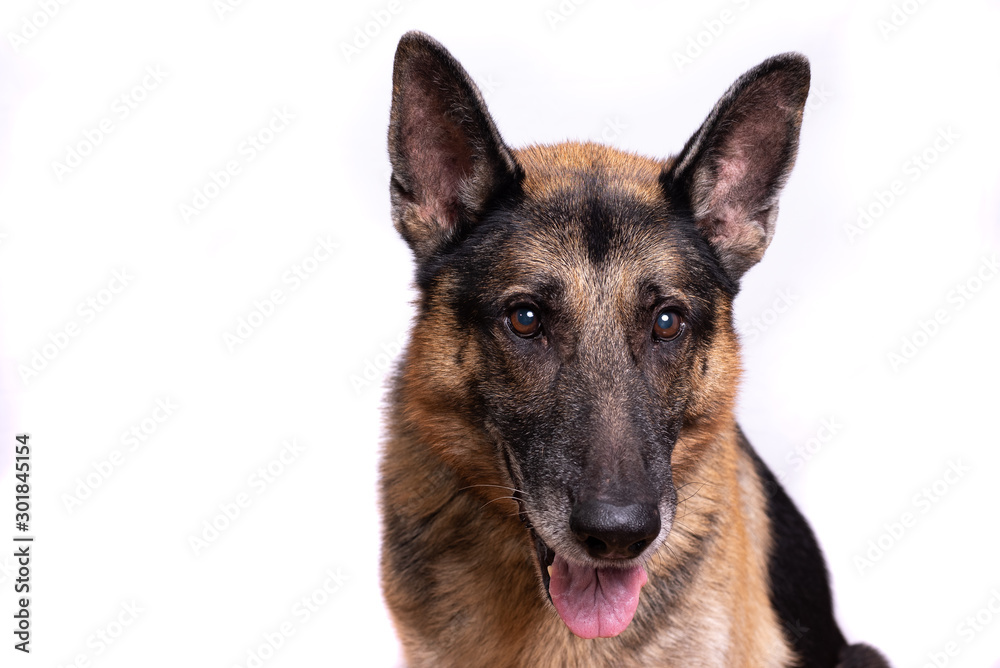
xmin=548 ymin=554 xmax=647 ymax=639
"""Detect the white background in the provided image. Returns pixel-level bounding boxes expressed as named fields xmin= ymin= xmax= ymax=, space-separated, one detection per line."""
xmin=1 ymin=1 xmax=998 ymax=666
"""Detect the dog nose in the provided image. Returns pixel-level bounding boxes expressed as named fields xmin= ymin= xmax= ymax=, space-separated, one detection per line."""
xmin=570 ymin=500 xmax=660 ymax=560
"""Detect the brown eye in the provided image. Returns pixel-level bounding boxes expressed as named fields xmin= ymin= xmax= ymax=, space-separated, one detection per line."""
xmin=509 ymin=306 xmax=541 ymax=337
xmin=653 ymin=309 xmax=683 ymax=340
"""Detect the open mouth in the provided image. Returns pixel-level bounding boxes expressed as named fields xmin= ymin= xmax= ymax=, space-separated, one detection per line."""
xmin=530 ymin=527 xmax=648 ymax=639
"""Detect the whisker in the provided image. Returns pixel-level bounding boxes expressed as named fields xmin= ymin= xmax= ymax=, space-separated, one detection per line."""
xmin=479 ymin=496 xmax=521 ymax=511
xmin=458 ymin=483 xmax=529 ymax=497
xmin=677 ymin=482 xmax=708 ymax=506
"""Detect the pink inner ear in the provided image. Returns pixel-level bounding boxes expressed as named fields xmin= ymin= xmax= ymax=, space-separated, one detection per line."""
xmin=714 ymin=153 xmax=750 ymax=201
xmin=703 ymin=79 xmax=796 ymax=229
xmin=704 ymin=151 xmax=758 ymax=238
xmin=689 ymin=73 xmax=805 ymax=278
xmin=710 ymin=205 xmax=765 ymax=249
xmin=401 ymin=83 xmax=476 ymax=231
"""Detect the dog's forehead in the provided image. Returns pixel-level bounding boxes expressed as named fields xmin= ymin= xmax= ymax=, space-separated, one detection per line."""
xmin=496 ymin=142 xmax=688 ymax=296
xmin=514 ymin=142 xmax=668 ymax=204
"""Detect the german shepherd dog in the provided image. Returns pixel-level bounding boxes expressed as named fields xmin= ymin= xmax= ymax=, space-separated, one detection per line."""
xmin=380 ymin=31 xmax=889 ymax=667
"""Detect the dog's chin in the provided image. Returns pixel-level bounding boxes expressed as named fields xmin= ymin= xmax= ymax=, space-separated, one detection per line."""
xmin=530 ymin=529 xmax=649 ymax=640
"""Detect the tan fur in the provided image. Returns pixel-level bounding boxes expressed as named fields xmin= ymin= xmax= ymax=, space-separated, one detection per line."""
xmin=516 ymin=142 xmax=669 ymax=204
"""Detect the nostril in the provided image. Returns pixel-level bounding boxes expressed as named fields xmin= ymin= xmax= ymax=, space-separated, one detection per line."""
xmin=584 ymin=536 xmax=607 ymax=555
xmin=570 ymin=500 xmax=660 ymax=560
xmin=628 ymin=539 xmax=648 ymax=555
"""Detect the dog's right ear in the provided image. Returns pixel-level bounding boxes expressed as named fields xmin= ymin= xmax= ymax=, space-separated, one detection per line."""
xmin=388 ymin=31 xmax=521 ymax=262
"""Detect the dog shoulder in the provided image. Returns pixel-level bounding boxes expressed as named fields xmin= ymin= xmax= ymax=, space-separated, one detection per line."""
xmin=736 ymin=428 xmax=848 ymax=667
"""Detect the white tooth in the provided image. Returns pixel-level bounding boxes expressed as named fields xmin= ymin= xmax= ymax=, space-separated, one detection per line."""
xmin=547 ymin=565 xmax=553 ymax=577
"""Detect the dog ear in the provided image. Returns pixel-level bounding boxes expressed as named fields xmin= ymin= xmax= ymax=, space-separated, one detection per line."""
xmin=388 ymin=31 xmax=521 ymax=261
xmin=663 ymin=54 xmax=810 ymax=282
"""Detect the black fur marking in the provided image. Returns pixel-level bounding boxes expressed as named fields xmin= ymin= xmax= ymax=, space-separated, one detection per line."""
xmin=737 ymin=428 xmax=847 ymax=666
xmin=838 ymin=642 xmax=892 ymax=667
xmin=581 ymin=172 xmax=614 ymax=264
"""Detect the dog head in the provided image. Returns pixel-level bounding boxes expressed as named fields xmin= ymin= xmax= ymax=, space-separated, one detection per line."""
xmin=387 ymin=31 xmax=809 ymax=639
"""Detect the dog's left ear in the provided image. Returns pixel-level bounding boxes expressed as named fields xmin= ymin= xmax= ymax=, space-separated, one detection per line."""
xmin=388 ymin=31 xmax=521 ymax=262
xmin=663 ymin=54 xmax=810 ymax=282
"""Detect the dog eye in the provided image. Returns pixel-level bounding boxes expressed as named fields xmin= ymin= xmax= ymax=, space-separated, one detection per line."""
xmin=653 ymin=309 xmax=683 ymax=340
xmin=508 ymin=306 xmax=541 ymax=337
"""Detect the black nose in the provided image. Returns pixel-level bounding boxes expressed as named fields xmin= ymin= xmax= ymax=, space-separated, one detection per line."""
xmin=570 ymin=500 xmax=660 ymax=560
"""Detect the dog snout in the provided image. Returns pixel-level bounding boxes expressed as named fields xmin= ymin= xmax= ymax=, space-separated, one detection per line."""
xmin=570 ymin=499 xmax=660 ymax=560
